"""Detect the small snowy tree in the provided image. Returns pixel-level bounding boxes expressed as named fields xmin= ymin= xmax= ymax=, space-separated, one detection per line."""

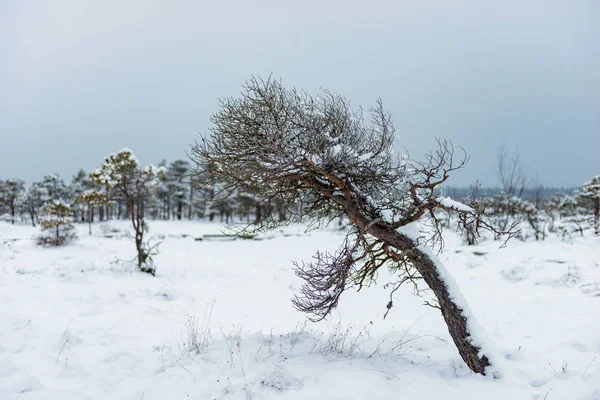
xmin=75 ymin=189 xmax=108 ymax=235
xmin=546 ymin=192 xmax=568 ymax=232
xmin=38 ymin=200 xmax=76 ymax=245
xmin=576 ymin=176 xmax=600 ymax=235
xmin=486 ymin=192 xmax=522 ymax=239
xmin=0 ymin=178 xmax=25 ymax=224
xmin=519 ymin=200 xmax=548 ymax=241
xmin=91 ymin=149 xmax=163 ymax=275
xmin=192 ymin=77 xmax=516 ymax=374
xmin=71 ymin=169 xmax=94 ymax=222
xmin=22 ymin=182 xmax=47 ymax=227
xmin=554 ymin=194 xmax=588 ymax=237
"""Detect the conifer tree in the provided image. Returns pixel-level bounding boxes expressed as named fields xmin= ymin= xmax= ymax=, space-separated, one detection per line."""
xmin=166 ymin=159 xmax=191 ymax=220
xmin=576 ymin=176 xmax=600 ymax=235
xmin=75 ymin=189 xmax=108 ymax=235
xmin=91 ymin=148 xmax=163 ymax=274
xmin=0 ymin=178 xmax=25 ymax=224
xmin=192 ymin=77 xmax=516 ymax=374
xmin=38 ymin=200 xmax=76 ymax=245
xmin=40 ymin=174 xmax=69 ymax=202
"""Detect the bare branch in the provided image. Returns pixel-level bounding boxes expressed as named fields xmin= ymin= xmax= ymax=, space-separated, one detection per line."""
xmin=292 ymin=237 xmax=359 ymax=322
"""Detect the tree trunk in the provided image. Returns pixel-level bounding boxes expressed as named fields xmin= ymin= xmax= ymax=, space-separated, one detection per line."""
xmin=405 ymin=245 xmax=490 ymax=374
xmin=595 ymin=199 xmax=599 ymax=235
xmin=29 ymin=207 xmax=36 ymax=227
xmin=278 ymin=203 xmax=286 ymax=222
xmin=88 ymin=207 xmax=92 ymax=235
xmin=130 ymin=200 xmax=143 ymax=268
xmin=129 ymin=198 xmax=154 ymax=276
xmin=351 ymin=212 xmax=491 ymax=374
xmin=10 ymin=201 xmax=15 ymax=225
xmin=255 ymin=203 xmax=262 ymax=223
xmin=188 ymin=184 xmax=194 ymax=219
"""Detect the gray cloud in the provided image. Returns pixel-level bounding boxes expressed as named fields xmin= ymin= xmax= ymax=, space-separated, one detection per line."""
xmin=1 ymin=0 xmax=598 ymax=187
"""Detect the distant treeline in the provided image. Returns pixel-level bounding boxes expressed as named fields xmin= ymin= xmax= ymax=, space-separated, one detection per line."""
xmin=443 ymin=186 xmax=575 ymax=202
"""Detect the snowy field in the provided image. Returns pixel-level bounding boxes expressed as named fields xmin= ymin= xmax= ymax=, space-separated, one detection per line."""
xmin=1 ymin=220 xmax=599 ymax=400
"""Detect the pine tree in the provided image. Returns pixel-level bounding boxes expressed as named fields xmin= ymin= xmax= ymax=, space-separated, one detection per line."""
xmin=75 ymin=189 xmax=108 ymax=235
xmin=91 ymin=148 xmax=164 ymax=274
xmin=38 ymin=200 xmax=76 ymax=246
xmin=0 ymin=178 xmax=25 ymax=224
xmin=166 ymin=159 xmax=190 ymax=220
xmin=22 ymin=182 xmax=48 ymax=227
xmin=192 ymin=77 xmax=517 ymax=374
xmin=71 ymin=169 xmax=94 ymax=222
xmin=576 ymin=175 xmax=600 ymax=235
xmin=40 ymin=174 xmax=69 ymax=202
xmin=518 ymin=200 xmax=548 ymax=240
xmin=154 ymin=160 xmax=170 ymax=219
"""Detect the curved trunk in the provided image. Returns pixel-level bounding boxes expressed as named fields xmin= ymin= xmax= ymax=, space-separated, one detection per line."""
xmin=303 ymin=176 xmax=493 ymax=374
xmin=401 ymin=244 xmax=490 ymax=373
xmin=352 ymin=213 xmax=491 ymax=374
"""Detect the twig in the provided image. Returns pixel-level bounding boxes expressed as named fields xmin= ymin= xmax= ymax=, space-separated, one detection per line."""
xmin=221 ymin=328 xmax=235 ymax=369
xmin=55 ymin=319 xmax=72 ymax=364
xmin=237 ymin=341 xmax=251 ymax=400
xmin=582 ymin=356 xmax=596 ymax=378
xmin=178 ymin=361 xmax=196 ymax=382
xmin=383 ymin=277 xmax=409 ymax=320
xmin=423 ymin=300 xmax=441 ymax=310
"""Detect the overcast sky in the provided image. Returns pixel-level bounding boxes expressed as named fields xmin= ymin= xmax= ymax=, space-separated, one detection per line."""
xmin=1 ymin=0 xmax=598 ymax=187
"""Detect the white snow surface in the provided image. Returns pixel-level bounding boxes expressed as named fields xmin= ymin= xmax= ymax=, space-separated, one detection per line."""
xmin=1 ymin=220 xmax=599 ymax=399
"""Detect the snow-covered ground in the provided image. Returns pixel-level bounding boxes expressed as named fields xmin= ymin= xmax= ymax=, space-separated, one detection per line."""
xmin=0 ymin=220 xmax=599 ymax=399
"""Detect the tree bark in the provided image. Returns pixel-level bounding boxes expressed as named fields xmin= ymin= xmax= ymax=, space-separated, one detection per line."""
xmin=188 ymin=184 xmax=194 ymax=219
xmin=403 ymin=244 xmax=490 ymax=374
xmin=595 ymin=199 xmax=599 ymax=235
xmin=255 ymin=203 xmax=262 ymax=224
xmin=298 ymin=174 xmax=492 ymax=374
xmin=350 ymin=209 xmax=491 ymax=374
xmin=29 ymin=207 xmax=36 ymax=227
xmin=88 ymin=207 xmax=92 ymax=235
